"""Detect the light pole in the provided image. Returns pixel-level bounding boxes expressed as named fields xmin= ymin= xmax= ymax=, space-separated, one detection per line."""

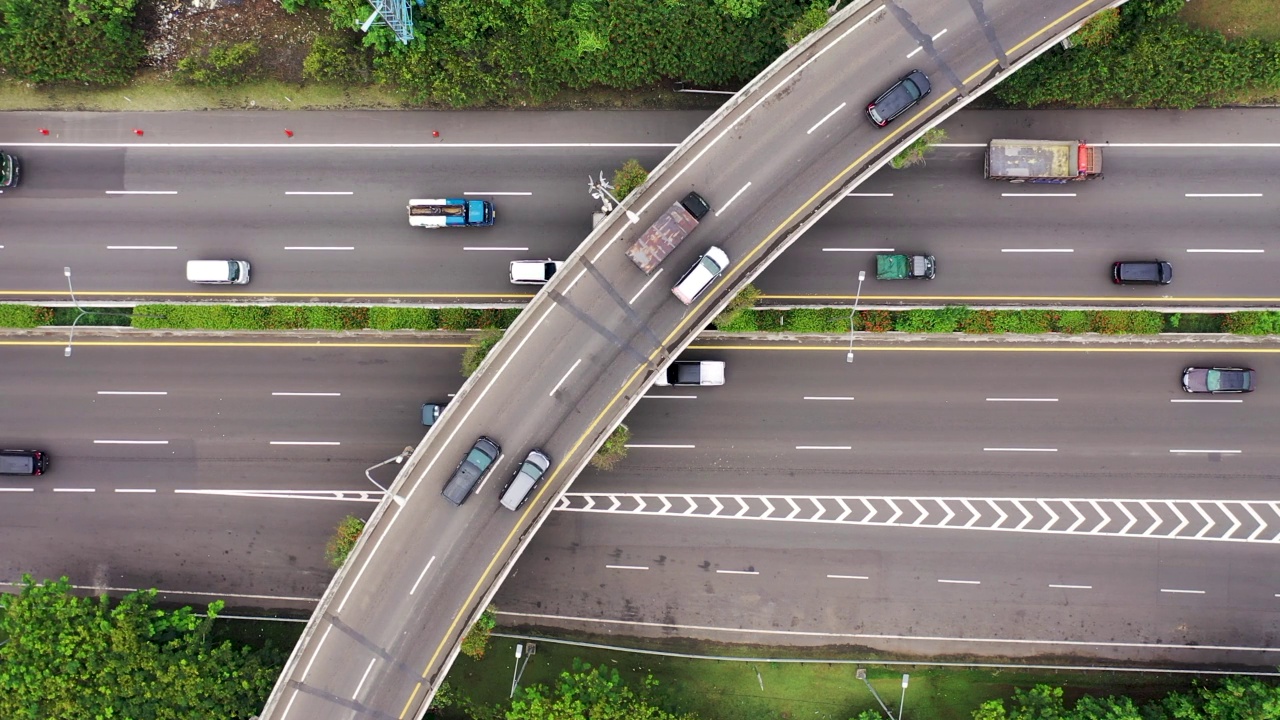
xmin=587 ymin=172 xmax=641 ymax=224
xmin=855 ymin=667 xmax=893 ymax=719
xmin=847 ymin=270 xmax=866 ymax=363
xmin=364 ymin=446 xmax=414 ymax=507
xmin=897 ymin=674 xmax=909 ymax=720
xmin=63 ymin=267 xmax=135 ymax=358
xmin=510 ymin=641 xmax=534 ymax=698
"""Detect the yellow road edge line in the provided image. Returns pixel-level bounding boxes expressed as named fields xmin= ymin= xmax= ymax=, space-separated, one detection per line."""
xmin=411 ymin=3 xmax=1114 ymax=707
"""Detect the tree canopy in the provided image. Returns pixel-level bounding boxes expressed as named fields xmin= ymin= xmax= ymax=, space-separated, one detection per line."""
xmin=507 ymin=660 xmax=698 ymax=720
xmin=0 ymin=575 xmax=282 ymax=720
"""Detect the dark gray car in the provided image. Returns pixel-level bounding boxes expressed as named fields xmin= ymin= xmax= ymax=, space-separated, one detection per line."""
xmin=0 ymin=449 xmax=48 ymax=476
xmin=1182 ymin=367 xmax=1254 ymax=393
xmin=866 ymin=70 xmax=931 ymax=127
xmin=1112 ymin=261 xmax=1172 ymax=285
xmin=442 ymin=436 xmax=501 ymax=506
xmin=499 ymin=449 xmax=551 ymax=511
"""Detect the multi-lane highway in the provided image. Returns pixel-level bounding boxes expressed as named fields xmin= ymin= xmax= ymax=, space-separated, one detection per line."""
xmin=5 ymin=109 xmax=1280 ymax=305
xmin=3 ymin=334 xmax=1277 ymax=666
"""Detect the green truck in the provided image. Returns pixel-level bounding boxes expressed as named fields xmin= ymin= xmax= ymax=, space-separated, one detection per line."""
xmin=876 ymin=253 xmax=935 ymax=280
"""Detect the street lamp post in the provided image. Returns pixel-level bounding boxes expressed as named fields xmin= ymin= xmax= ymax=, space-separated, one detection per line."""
xmin=847 ymin=270 xmax=866 ymax=363
xmin=587 ymin=172 xmax=641 ymax=224
xmin=63 ymin=267 xmax=136 ymax=358
xmin=855 ymin=667 xmax=894 ymax=719
xmin=897 ymin=674 xmax=909 ymax=720
xmin=364 ymin=446 xmax=414 ymax=507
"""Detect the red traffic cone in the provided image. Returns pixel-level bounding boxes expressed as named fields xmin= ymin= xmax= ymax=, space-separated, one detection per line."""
xmin=38 ymin=128 xmax=49 ymax=135
xmin=284 ymin=129 xmax=294 ymax=138
xmin=133 ymin=128 xmax=144 ymax=136
xmin=432 ymin=130 xmax=440 ymax=138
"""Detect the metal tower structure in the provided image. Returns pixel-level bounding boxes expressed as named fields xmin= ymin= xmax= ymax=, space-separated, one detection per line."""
xmin=361 ymin=0 xmax=417 ymax=44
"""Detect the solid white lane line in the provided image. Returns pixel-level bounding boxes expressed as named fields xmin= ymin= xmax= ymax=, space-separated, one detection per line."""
xmin=53 ymin=488 xmax=94 ymax=493
xmin=938 ymin=579 xmax=980 ymax=585
xmin=847 ymin=192 xmax=893 ymax=197
xmin=628 ymin=267 xmax=664 ymax=305
xmin=0 ymin=488 xmax=34 ymax=493
xmin=285 ymin=191 xmax=353 ymax=195
xmin=284 ymin=246 xmax=355 ymax=251
xmin=1185 ymin=248 xmax=1263 ymax=253
xmin=1001 ymin=193 xmax=1076 ymax=197
xmin=352 ymin=658 xmax=377 ymax=699
xmin=549 ymin=358 xmax=583 ymax=397
xmin=115 ymin=488 xmax=157 ymax=493
xmin=796 ymin=445 xmax=852 ymax=450
xmin=272 ymin=392 xmax=341 ymax=397
xmin=716 ymin=570 xmax=760 ymax=575
xmin=644 ymin=395 xmax=697 ymax=399
xmin=105 ymin=190 xmax=177 ymax=195
xmin=986 ymin=397 xmax=1058 ymax=402
xmin=1169 ymin=449 xmax=1241 ymax=454
xmin=409 ymin=556 xmax=436 ymax=595
xmin=269 ymin=441 xmax=341 ymax=446
xmin=827 ymin=574 xmax=869 ymax=580
xmin=715 ymin=181 xmax=752 ymax=217
xmin=625 ymin=444 xmax=695 ymax=449
xmin=1185 ymin=193 xmax=1262 ymax=198
xmin=94 ymin=439 xmax=169 ymax=444
xmin=1170 ymin=399 xmax=1243 ymax=403
xmin=1049 ymin=584 xmax=1092 ymax=590
xmin=98 ymin=391 xmax=168 ymax=395
xmin=463 ymin=246 xmax=528 ymax=251
xmin=606 ymin=565 xmax=649 ymax=571
xmin=984 ymin=447 xmax=1057 ymax=452
xmin=107 ymin=245 xmax=178 ymax=250
xmin=823 ymin=247 xmax=893 ymax=252
xmin=806 ymin=102 xmax=847 ymax=135
xmin=1160 ymin=588 xmax=1206 ymax=595
xmin=804 ymin=396 xmax=855 ymax=401
xmin=464 ymin=191 xmax=531 ymax=196
xmin=1000 ymin=248 xmax=1073 ymax=253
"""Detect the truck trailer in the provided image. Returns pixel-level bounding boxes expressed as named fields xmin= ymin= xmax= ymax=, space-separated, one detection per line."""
xmin=625 ymin=191 xmax=711 ymax=274
xmin=984 ymin=139 xmax=1102 ymax=183
xmin=407 ymin=198 xmax=495 ymax=228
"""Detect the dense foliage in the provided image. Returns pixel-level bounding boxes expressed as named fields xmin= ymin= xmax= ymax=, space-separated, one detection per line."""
xmin=591 ymin=423 xmax=631 ymax=471
xmin=459 ymin=605 xmax=498 ymax=659
xmin=508 ymin=659 xmax=698 ymax=720
xmin=176 ymin=42 xmax=262 ymax=87
xmin=0 ymin=575 xmax=281 ymax=720
xmin=0 ymin=0 xmax=144 ymax=84
xmin=994 ymin=0 xmax=1280 ymax=109
xmin=462 ymin=328 xmax=506 ymax=376
xmin=325 ymin=514 xmax=367 ymax=567
xmin=974 ymin=679 xmax=1280 ymax=720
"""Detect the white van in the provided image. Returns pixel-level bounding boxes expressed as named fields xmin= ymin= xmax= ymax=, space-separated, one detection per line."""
xmin=186 ymin=260 xmax=250 ymax=285
xmin=671 ymin=246 xmax=729 ymax=305
xmin=509 ymin=259 xmax=564 ymax=285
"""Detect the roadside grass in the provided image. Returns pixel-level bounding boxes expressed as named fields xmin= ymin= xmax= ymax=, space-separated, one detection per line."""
xmin=0 ymin=72 xmax=404 ymax=112
xmin=1182 ymin=0 xmax=1280 ymax=41
xmin=444 ymin=636 xmax=1200 ymax=720
xmin=209 ymin=615 xmax=305 ymax=655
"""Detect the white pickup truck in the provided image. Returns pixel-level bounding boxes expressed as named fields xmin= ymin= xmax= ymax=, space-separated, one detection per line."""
xmin=654 ymin=361 xmax=725 ymax=387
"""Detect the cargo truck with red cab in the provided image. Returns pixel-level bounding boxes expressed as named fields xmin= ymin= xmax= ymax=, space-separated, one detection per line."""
xmin=625 ymin=192 xmax=711 ymax=274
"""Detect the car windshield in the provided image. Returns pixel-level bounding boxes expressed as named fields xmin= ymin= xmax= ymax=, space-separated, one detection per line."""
xmin=520 ymin=461 xmax=542 ymax=479
xmin=1207 ymin=370 xmax=1248 ymax=392
xmin=467 ymin=447 xmax=494 ymax=469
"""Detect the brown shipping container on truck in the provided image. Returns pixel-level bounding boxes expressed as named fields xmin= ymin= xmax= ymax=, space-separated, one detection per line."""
xmin=984 ymin=139 xmax=1102 ymax=182
xmin=625 ymin=192 xmax=711 ymax=274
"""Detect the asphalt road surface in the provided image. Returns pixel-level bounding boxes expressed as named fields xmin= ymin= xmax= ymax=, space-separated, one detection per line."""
xmin=3 ymin=335 xmax=1276 ymax=664
xmin=5 ymin=108 xmax=1280 ymax=305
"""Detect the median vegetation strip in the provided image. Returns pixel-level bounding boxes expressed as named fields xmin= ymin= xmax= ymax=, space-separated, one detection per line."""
xmin=9 ymin=303 xmax=1280 ymax=336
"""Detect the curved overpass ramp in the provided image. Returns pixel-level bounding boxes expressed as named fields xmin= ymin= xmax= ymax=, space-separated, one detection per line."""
xmin=261 ymin=1 xmax=1119 ymax=718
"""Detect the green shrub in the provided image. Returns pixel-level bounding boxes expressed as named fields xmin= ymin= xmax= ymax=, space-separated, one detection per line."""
xmin=784 ymin=1 xmax=830 ymax=47
xmin=0 ymin=304 xmax=53 ymax=327
xmin=785 ymin=308 xmax=827 ymax=334
xmin=461 ymin=329 xmax=504 ymax=377
xmin=368 ymin=307 xmax=439 ymax=330
xmin=439 ymin=307 xmax=475 ymax=331
xmin=993 ymin=309 xmax=1052 ymax=334
xmin=1221 ymin=311 xmax=1280 ymax=335
xmin=854 ymin=309 xmax=894 ymax=332
xmin=459 ymin=605 xmax=497 ymax=659
xmin=713 ymin=284 xmax=761 ymax=330
xmin=889 ymin=128 xmax=947 ymax=170
xmin=264 ymin=305 xmax=307 ymax=329
xmin=591 ymin=423 xmax=631 ymax=471
xmin=0 ymin=0 xmax=144 ymax=85
xmin=324 ymin=515 xmax=365 ymax=568
xmin=303 ymin=35 xmax=371 ymax=84
xmin=176 ymin=41 xmax=261 ymax=87
xmin=1054 ymin=310 xmax=1090 ymax=334
xmin=612 ymin=159 xmax=650 ymax=201
xmin=718 ymin=308 xmax=759 ymax=332
xmin=893 ymin=306 xmax=966 ymax=333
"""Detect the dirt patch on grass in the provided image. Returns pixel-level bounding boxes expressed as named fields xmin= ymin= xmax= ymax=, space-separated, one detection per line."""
xmin=1181 ymin=0 xmax=1280 ymax=41
xmin=141 ymin=0 xmax=332 ymax=83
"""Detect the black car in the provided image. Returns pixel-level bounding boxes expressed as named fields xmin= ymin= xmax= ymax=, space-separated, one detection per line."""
xmin=441 ymin=436 xmax=501 ymax=506
xmin=1182 ymin=367 xmax=1254 ymax=393
xmin=866 ymin=70 xmax=931 ymax=127
xmin=0 ymin=449 xmax=48 ymax=476
xmin=1113 ymin=261 xmax=1172 ymax=285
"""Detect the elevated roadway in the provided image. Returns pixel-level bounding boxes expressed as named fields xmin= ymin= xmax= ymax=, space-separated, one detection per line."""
xmin=257 ymin=2 xmax=1143 ymax=717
